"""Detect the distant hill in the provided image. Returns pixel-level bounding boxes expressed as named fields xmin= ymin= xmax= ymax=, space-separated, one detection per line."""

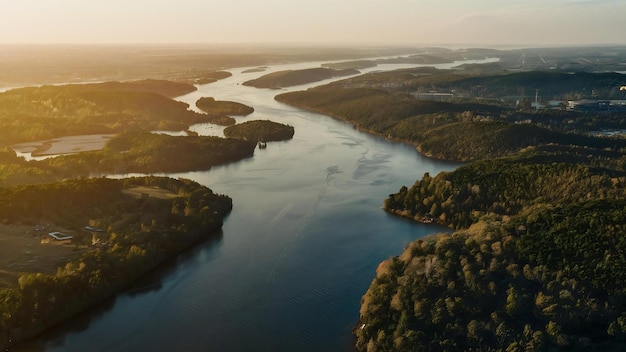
xmin=243 ymin=67 xmax=359 ymax=88
xmin=276 ymin=68 xmax=626 ymax=162
xmin=93 ymin=79 xmax=197 ymax=98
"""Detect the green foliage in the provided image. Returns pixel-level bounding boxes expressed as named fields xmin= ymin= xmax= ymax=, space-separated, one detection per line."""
xmin=195 ymin=97 xmax=254 ymax=116
xmin=223 ymin=120 xmax=294 ymax=142
xmin=384 ymin=146 xmax=626 ymax=229
xmin=447 ymin=71 xmax=626 ymax=100
xmin=357 ymin=202 xmax=626 ymax=351
xmin=91 ymin=79 xmax=197 ymax=98
xmin=356 ymin=68 xmax=626 ymax=351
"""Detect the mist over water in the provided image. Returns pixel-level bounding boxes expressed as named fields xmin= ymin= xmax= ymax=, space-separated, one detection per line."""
xmin=14 ymin=58 xmax=485 ymax=352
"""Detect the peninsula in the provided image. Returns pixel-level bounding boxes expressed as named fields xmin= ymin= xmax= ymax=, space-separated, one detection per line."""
xmin=243 ymin=67 xmax=359 ymax=89
xmin=0 ymin=176 xmax=232 ymax=350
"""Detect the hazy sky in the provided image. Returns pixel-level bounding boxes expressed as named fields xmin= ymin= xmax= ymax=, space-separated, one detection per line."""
xmin=1 ymin=0 xmax=624 ymax=46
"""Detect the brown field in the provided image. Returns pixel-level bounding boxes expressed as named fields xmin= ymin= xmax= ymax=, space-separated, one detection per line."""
xmin=11 ymin=134 xmax=115 ymax=157
xmin=0 ymin=224 xmax=85 ymax=288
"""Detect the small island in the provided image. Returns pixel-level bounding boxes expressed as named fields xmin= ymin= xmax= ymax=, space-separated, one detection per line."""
xmin=195 ymin=96 xmax=255 ymax=116
xmin=224 ymin=120 xmax=294 ymax=143
xmin=242 ymin=67 xmax=359 ymax=89
xmin=192 ymin=71 xmax=232 ymax=85
xmin=242 ymin=67 xmax=268 ymax=73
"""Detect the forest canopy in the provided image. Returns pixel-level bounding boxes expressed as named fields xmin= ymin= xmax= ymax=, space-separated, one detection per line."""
xmin=223 ymin=120 xmax=294 ymax=142
xmin=340 ymin=67 xmax=626 ymax=351
xmin=195 ymin=97 xmax=254 ymax=116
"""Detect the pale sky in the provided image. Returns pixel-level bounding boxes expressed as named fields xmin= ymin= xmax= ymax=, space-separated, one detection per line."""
xmin=1 ymin=0 xmax=624 ymax=46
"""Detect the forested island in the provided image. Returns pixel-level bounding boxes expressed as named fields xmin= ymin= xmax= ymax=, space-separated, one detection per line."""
xmin=276 ymin=64 xmax=626 ymax=350
xmin=223 ymin=120 xmax=295 ymax=142
xmin=0 ymin=176 xmax=232 ymax=350
xmin=242 ymin=67 xmax=359 ymax=89
xmin=195 ymin=97 xmax=255 ymax=117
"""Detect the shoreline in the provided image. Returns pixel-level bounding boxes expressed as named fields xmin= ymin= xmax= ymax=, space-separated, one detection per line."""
xmin=274 ymin=96 xmax=465 ymax=165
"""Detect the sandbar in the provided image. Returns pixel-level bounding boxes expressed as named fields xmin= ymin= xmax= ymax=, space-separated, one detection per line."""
xmin=11 ymin=134 xmax=115 ymax=156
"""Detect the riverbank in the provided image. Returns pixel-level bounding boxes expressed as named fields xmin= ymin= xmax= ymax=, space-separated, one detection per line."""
xmin=1 ymin=177 xmax=232 ymax=350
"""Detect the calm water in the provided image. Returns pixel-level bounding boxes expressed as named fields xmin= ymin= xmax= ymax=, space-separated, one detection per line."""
xmin=13 ymin=58 xmax=484 ymax=352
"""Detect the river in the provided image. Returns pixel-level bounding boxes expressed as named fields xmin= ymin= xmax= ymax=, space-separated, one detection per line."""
xmin=13 ymin=57 xmax=494 ymax=352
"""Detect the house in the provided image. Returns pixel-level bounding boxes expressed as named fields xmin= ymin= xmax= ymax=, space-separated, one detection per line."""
xmin=48 ymin=231 xmax=73 ymax=241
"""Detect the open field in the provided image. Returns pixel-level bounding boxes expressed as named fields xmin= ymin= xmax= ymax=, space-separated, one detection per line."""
xmin=11 ymin=134 xmax=115 ymax=157
xmin=0 ymin=224 xmax=84 ymax=288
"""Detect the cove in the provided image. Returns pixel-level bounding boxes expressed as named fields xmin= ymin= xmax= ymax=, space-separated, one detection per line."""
xmin=13 ymin=58 xmax=495 ymax=352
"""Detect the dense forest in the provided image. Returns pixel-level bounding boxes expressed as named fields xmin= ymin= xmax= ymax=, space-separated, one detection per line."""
xmin=195 ymin=96 xmax=255 ymax=116
xmin=0 ymin=176 xmax=232 ymax=350
xmin=223 ymin=120 xmax=295 ymax=142
xmin=327 ymin=67 xmax=626 ymax=102
xmin=357 ymin=199 xmax=626 ymax=351
xmin=358 ymin=139 xmax=626 ymax=351
xmin=383 ymin=145 xmax=626 ymax=229
xmin=276 ymin=69 xmax=626 ymax=162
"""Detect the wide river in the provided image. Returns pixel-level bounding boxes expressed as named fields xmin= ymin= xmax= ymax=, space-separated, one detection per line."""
xmin=14 ymin=57 xmax=495 ymax=352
